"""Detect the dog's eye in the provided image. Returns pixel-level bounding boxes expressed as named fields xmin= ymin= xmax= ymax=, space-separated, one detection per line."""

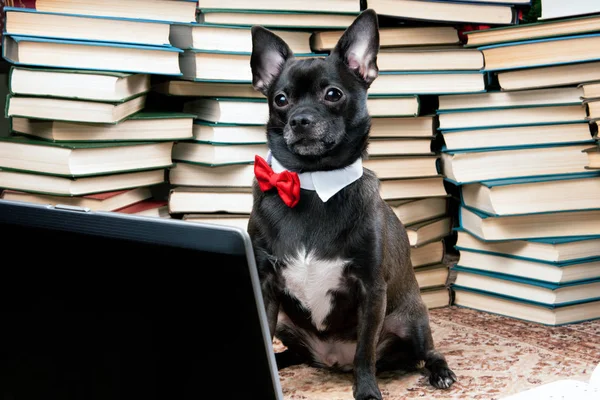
xmin=324 ymin=88 xmax=343 ymax=102
xmin=274 ymin=93 xmax=288 ymax=107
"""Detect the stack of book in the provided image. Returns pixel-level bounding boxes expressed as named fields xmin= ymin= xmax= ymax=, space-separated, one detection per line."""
xmin=440 ymin=7 xmax=600 ymax=325
xmin=0 ymin=2 xmax=198 ymax=217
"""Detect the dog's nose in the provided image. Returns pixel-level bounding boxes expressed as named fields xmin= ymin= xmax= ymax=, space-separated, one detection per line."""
xmin=290 ymin=114 xmax=313 ymax=131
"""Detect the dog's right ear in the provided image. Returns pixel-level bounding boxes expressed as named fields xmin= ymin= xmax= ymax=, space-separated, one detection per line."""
xmin=250 ymin=26 xmax=294 ymax=96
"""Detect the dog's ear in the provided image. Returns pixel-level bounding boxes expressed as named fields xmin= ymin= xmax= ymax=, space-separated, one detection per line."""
xmin=250 ymin=26 xmax=294 ymax=95
xmin=331 ymin=9 xmax=380 ymax=86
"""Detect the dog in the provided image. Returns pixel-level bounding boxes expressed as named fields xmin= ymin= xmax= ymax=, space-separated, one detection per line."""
xmin=247 ymin=9 xmax=457 ymax=400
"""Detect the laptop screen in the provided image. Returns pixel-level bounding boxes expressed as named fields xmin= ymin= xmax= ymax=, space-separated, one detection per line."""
xmin=0 ymin=202 xmax=282 ymax=400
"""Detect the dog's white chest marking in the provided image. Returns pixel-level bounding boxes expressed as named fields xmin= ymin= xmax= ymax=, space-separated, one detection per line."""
xmin=281 ymin=248 xmax=349 ymax=331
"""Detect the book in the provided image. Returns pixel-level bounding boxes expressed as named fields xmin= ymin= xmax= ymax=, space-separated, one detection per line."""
xmin=497 ymin=61 xmax=600 ymax=91
xmin=455 ymin=228 xmax=600 ymax=264
xmin=480 ymin=34 xmax=600 ymax=72
xmin=168 ymin=187 xmax=253 ymax=214
xmin=539 ymin=0 xmax=600 ymax=21
xmin=367 ymin=0 xmax=517 ymax=25
xmin=437 ymin=87 xmax=583 ymax=112
xmin=311 ymin=26 xmax=460 ymax=52
xmin=379 ymin=177 xmax=448 ymax=200
xmin=367 ymin=96 xmax=421 ymax=117
xmin=0 ymin=168 xmax=165 ymax=196
xmin=376 ymin=47 xmax=484 ymax=72
xmin=169 ymin=23 xmax=312 ymax=53
xmin=197 ymin=10 xmax=358 ymax=29
xmin=195 ymin=0 xmax=360 ymax=13
xmin=183 ymin=98 xmax=268 ymax=125
xmin=406 ymin=216 xmax=452 ymax=247
xmin=455 ymin=250 xmax=600 ymax=284
xmin=0 ymin=135 xmax=173 ymax=177
xmin=461 ymin=173 xmax=600 ymax=215
xmin=441 ymin=123 xmax=593 ymax=152
xmin=459 ymin=205 xmax=600 ymax=241
xmin=364 ymin=156 xmax=440 ymax=179
xmin=3 ymin=35 xmax=183 ymax=76
xmin=410 ymin=240 xmax=445 ymax=268
xmin=369 ymin=116 xmax=436 ymax=138
xmin=171 ymin=142 xmax=268 ymax=166
xmin=441 ymin=144 xmax=592 ymax=184
xmin=367 ymin=138 xmax=433 ymax=156
xmin=10 ymin=112 xmax=195 ymax=142
xmin=168 ymin=162 xmax=255 ymax=188
xmin=587 ymin=98 xmax=600 ymax=120
xmin=6 ymin=94 xmax=146 ymax=124
xmin=35 ymin=0 xmax=198 ymax=23
xmin=3 ymin=7 xmax=172 ymax=47
xmin=117 ymin=199 xmax=170 ymax=218
xmin=415 ymin=264 xmax=449 ymax=289
xmin=389 ymin=197 xmax=448 ymax=226
xmin=8 ymin=67 xmax=151 ymax=103
xmin=153 ymin=80 xmax=263 ymax=98
xmin=0 ymin=186 xmax=153 ymax=211
xmin=580 ymin=81 xmax=600 ymax=99
xmin=453 ymin=287 xmax=600 ymax=326
xmin=453 ymin=267 xmax=600 ymax=305
xmin=584 ymin=146 xmax=600 ymax=169
xmin=437 ymin=105 xmax=588 ymax=131
xmin=182 ymin=213 xmax=251 ymax=230
xmin=465 ymin=13 xmax=600 ymax=48
xmin=368 ymin=71 xmax=486 ymax=96
xmin=420 ymin=286 xmax=450 ymax=309
xmin=192 ymin=122 xmax=266 ymax=145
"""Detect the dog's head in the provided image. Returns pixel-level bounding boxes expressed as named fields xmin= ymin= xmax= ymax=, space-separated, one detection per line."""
xmin=250 ymin=9 xmax=380 ymax=171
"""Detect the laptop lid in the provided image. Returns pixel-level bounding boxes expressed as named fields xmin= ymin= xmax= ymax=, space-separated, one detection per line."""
xmin=0 ymin=199 xmax=284 ymax=400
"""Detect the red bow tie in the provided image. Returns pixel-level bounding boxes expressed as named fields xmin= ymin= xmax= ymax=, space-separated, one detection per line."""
xmin=254 ymin=155 xmax=300 ymax=208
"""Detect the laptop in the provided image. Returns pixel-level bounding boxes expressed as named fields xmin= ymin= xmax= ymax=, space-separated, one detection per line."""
xmin=0 ymin=199 xmax=284 ymax=400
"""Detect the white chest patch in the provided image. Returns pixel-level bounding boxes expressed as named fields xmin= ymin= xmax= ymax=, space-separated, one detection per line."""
xmin=281 ymin=248 xmax=349 ymax=331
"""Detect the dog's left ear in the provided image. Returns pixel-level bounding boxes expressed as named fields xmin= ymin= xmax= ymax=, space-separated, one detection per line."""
xmin=331 ymin=9 xmax=380 ymax=86
xmin=250 ymin=26 xmax=294 ymax=95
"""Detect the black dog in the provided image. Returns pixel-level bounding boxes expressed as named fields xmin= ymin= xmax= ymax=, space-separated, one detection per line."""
xmin=247 ymin=9 xmax=456 ymax=400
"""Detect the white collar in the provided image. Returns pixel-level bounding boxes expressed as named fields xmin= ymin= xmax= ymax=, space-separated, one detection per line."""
xmin=266 ymin=150 xmax=363 ymax=202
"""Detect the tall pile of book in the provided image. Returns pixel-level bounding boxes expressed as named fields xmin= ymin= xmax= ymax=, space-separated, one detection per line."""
xmin=0 ymin=1 xmax=198 ymax=217
xmin=440 ymin=4 xmax=600 ymax=325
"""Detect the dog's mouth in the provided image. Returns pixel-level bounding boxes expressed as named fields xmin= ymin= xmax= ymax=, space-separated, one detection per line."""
xmin=283 ymin=122 xmax=341 ymax=157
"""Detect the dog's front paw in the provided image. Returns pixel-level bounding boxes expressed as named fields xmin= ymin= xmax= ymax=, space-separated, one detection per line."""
xmin=353 ymin=377 xmax=382 ymax=400
xmin=428 ymin=363 xmax=457 ymax=389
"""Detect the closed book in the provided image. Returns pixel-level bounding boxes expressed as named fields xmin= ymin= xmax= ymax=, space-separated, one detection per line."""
xmin=420 ymin=286 xmax=450 ymax=309
xmin=389 ymin=197 xmax=448 ymax=226
xmin=379 ymin=177 xmax=448 ymax=200
xmin=195 ymin=0 xmax=360 ymax=13
xmin=497 ymin=60 xmax=600 ymax=91
xmin=192 ymin=122 xmax=266 ymax=145
xmin=585 ymin=145 xmax=600 ymax=169
xmin=172 ymin=142 xmax=268 ymax=167
xmin=153 ymin=80 xmax=263 ymax=99
xmin=415 ymin=264 xmax=449 ymax=289
xmin=406 ymin=216 xmax=452 ymax=247
xmin=198 ymin=10 xmax=358 ymax=29
xmin=168 ymin=187 xmax=253 ymax=214
xmin=183 ymin=213 xmax=250 ymax=230
xmin=376 ymin=47 xmax=484 ymax=72
xmin=3 ymin=35 xmax=182 ymax=76
xmin=364 ymin=156 xmax=440 ymax=179
xmin=367 ymin=96 xmax=421 ymax=117
xmin=368 ymin=71 xmax=486 ymax=96
xmin=410 ymin=240 xmax=445 ymax=268
xmin=183 ymin=98 xmax=268 ymax=125
xmin=169 ymin=162 xmax=255 ymax=188
xmin=369 ymin=116 xmax=435 ymax=138
xmin=117 ymin=199 xmax=170 ymax=218
xmin=0 ymin=135 xmax=173 ymax=177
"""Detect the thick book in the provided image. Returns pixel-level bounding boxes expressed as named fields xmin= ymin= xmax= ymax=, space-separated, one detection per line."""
xmin=0 ymin=135 xmax=174 ymax=178
xmin=410 ymin=240 xmax=445 ymax=268
xmin=580 ymin=81 xmax=600 ymax=100
xmin=169 ymin=23 xmax=312 ymax=54
xmin=587 ymin=99 xmax=600 ymax=121
xmin=34 ymin=0 xmax=198 ymax=23
xmin=455 ymin=228 xmax=600 ymax=264
xmin=415 ymin=264 xmax=449 ymax=290
xmin=168 ymin=162 xmax=255 ymax=188
xmin=460 ymin=172 xmax=600 ymax=216
xmin=363 ymin=156 xmax=440 ymax=179
xmin=196 ymin=0 xmax=360 ymax=13
xmin=455 ymin=250 xmax=600 ymax=284
xmin=0 ymin=186 xmax=153 ymax=211
xmin=183 ymin=98 xmax=268 ymax=125
xmin=311 ymin=26 xmax=460 ymax=52
xmin=459 ymin=205 xmax=600 ymax=241
xmin=11 ymin=112 xmax=195 ymax=142
xmin=369 ymin=116 xmax=436 ymax=138
xmin=441 ymin=144 xmax=592 ymax=184
xmin=168 ymin=187 xmax=253 ymax=214
xmin=192 ymin=122 xmax=266 ymax=145
xmin=8 ymin=66 xmax=151 ymax=103
xmin=367 ymin=96 xmax=421 ymax=118
xmin=453 ymin=287 xmax=600 ymax=326
xmin=497 ymin=60 xmax=600 ymax=91
xmin=389 ymin=197 xmax=448 ymax=226
xmin=420 ymin=286 xmax=450 ymax=310
xmin=368 ymin=71 xmax=486 ymax=96
xmin=153 ymin=80 xmax=263 ymax=99
xmin=585 ymin=145 xmax=600 ymax=169
xmin=172 ymin=142 xmax=268 ymax=167
xmin=379 ymin=177 xmax=448 ymax=200
xmin=182 ymin=213 xmax=251 ymax=230
xmin=405 ymin=216 xmax=452 ymax=247
xmin=479 ymin=34 xmax=600 ymax=72
xmin=367 ymin=0 xmax=517 ymax=25
xmin=117 ymin=199 xmax=170 ymax=218
xmin=452 ymin=267 xmax=600 ymax=306
xmin=0 ymin=168 xmax=165 ymax=196
xmin=437 ymin=87 xmax=583 ymax=112
xmin=465 ymin=13 xmax=600 ymax=48
xmin=376 ymin=47 xmax=484 ymax=72
xmin=3 ymin=7 xmax=172 ymax=47
xmin=5 ymin=94 xmax=147 ymax=124
xmin=3 ymin=35 xmax=183 ymax=76
xmin=197 ymin=9 xmax=358 ymax=29
xmin=441 ymin=123 xmax=593 ymax=152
